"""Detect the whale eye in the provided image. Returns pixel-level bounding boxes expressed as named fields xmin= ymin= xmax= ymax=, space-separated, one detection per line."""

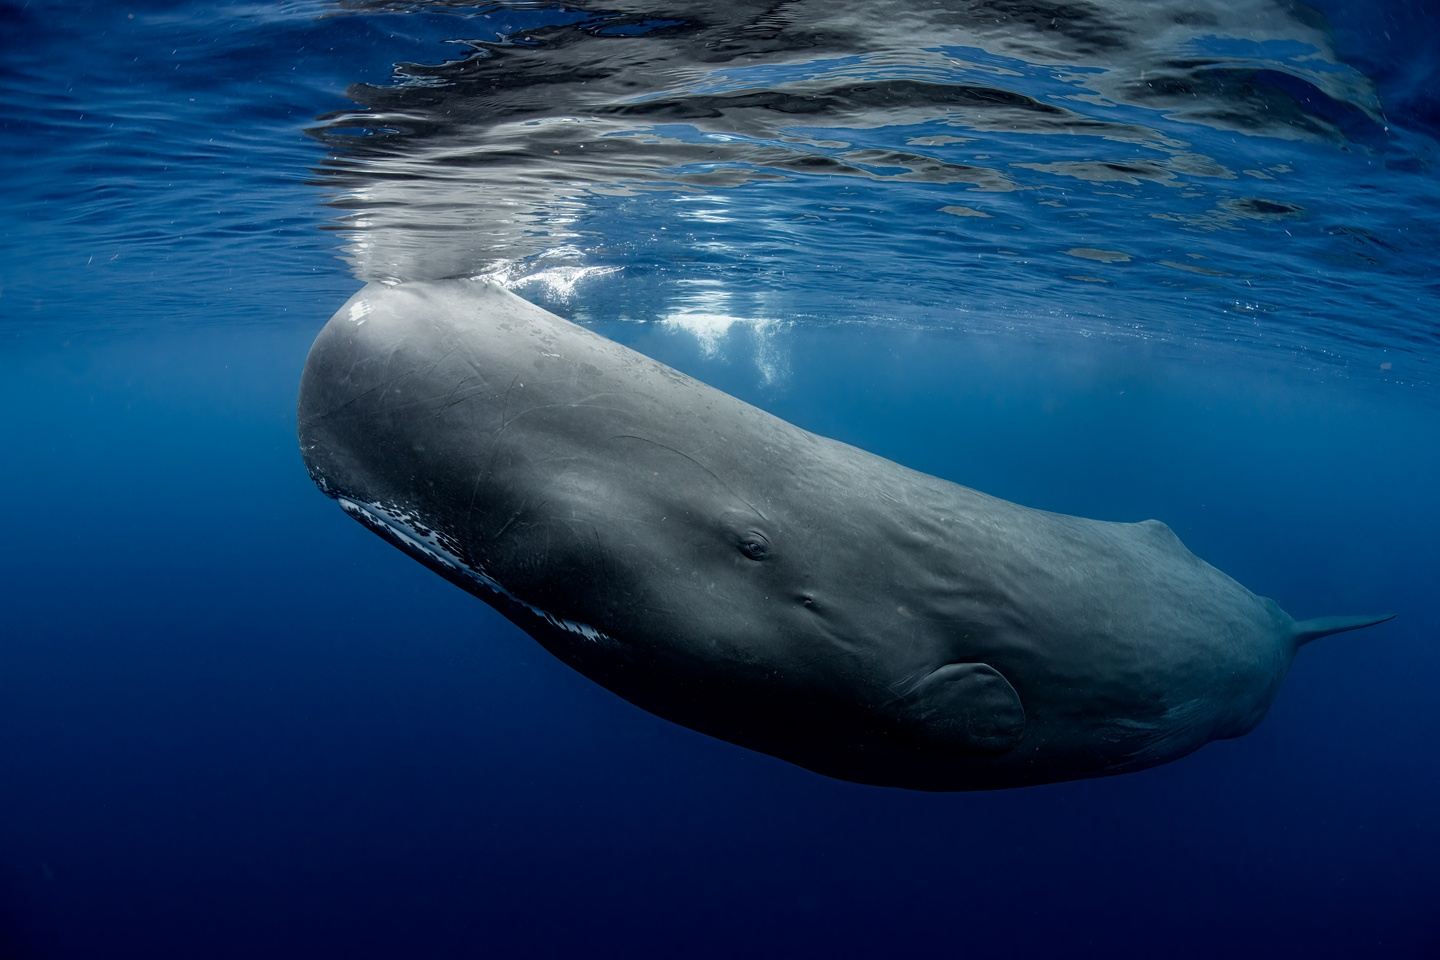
xmin=738 ymin=532 xmax=770 ymax=561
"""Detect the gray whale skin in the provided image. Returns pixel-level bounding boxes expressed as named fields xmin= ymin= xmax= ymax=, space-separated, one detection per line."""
xmin=298 ymin=279 xmax=1391 ymax=790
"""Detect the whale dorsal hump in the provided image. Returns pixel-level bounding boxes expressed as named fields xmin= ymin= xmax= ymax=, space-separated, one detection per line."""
xmin=1137 ymin=518 xmax=1187 ymax=551
xmin=903 ymin=662 xmax=1026 ymax=754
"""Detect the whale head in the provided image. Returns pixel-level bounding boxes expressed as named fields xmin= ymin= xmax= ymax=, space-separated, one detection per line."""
xmin=297 ymin=281 xmax=929 ymax=779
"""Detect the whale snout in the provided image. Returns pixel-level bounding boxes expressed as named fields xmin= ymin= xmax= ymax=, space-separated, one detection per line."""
xmin=295 ymin=282 xmax=727 ymax=655
xmin=297 ymin=282 xmax=486 ymax=510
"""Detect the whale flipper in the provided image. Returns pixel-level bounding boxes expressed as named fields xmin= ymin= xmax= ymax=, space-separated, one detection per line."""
xmin=1292 ymin=613 xmax=1396 ymax=647
xmin=903 ymin=663 xmax=1026 ymax=754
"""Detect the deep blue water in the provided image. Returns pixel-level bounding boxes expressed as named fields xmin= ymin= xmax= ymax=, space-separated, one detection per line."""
xmin=3 ymin=2 xmax=1438 ymax=957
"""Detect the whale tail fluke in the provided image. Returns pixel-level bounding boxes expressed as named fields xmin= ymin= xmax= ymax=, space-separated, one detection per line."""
xmin=1292 ymin=613 xmax=1396 ymax=647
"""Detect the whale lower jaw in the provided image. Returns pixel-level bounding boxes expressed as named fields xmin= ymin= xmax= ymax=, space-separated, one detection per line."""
xmin=335 ymin=497 xmax=612 ymax=646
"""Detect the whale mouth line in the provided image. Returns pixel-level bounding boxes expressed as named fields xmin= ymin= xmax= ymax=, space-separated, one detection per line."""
xmin=336 ymin=496 xmax=612 ymax=645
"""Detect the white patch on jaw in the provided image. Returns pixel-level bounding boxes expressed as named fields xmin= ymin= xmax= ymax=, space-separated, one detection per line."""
xmin=347 ymin=299 xmax=373 ymax=325
xmin=337 ymin=497 xmax=610 ymax=645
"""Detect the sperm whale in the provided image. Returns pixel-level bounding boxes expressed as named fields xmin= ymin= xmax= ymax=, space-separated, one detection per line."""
xmin=297 ymin=279 xmax=1392 ymax=789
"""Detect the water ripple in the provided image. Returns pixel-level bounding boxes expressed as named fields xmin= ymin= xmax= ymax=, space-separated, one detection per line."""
xmin=2 ymin=0 xmax=1435 ymax=387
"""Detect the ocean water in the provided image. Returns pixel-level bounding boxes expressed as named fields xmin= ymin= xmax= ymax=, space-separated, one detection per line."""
xmin=2 ymin=0 xmax=1437 ymax=956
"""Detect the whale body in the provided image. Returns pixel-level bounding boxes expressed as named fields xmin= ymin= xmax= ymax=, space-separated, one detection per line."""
xmin=297 ymin=279 xmax=1391 ymax=790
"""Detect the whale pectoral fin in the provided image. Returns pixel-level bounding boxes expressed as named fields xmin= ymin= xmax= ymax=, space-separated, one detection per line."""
xmin=903 ymin=662 xmax=1025 ymax=754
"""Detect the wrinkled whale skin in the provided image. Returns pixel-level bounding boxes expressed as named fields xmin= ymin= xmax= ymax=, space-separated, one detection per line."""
xmin=298 ymin=279 xmax=1390 ymax=790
